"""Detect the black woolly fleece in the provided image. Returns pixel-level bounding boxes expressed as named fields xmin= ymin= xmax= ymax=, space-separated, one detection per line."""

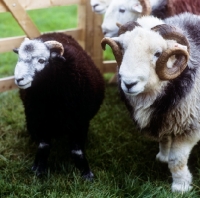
xmin=19 ymin=33 xmax=105 ymax=142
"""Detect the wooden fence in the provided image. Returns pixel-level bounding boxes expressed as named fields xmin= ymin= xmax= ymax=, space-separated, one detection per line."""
xmin=0 ymin=0 xmax=117 ymax=92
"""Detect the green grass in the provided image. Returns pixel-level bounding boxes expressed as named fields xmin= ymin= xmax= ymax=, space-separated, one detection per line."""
xmin=1 ymin=84 xmax=200 ymax=197
xmin=1 ymin=4 xmax=200 ymax=198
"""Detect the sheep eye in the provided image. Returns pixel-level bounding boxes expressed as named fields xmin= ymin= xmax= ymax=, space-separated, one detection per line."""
xmin=154 ymin=52 xmax=161 ymax=58
xmin=119 ymin=8 xmax=125 ymax=13
xmin=38 ymin=59 xmax=45 ymax=64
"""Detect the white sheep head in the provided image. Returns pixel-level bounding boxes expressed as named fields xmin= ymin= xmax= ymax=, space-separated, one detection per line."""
xmin=90 ymin=0 xmax=112 ymax=14
xmin=101 ymin=20 xmax=189 ymax=96
xmin=13 ymin=38 xmax=64 ymax=89
xmin=101 ymin=0 xmax=153 ymax=37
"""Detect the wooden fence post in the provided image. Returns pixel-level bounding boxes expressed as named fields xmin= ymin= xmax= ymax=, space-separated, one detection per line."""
xmin=84 ymin=0 xmax=104 ymax=73
xmin=2 ymin=0 xmax=40 ymax=39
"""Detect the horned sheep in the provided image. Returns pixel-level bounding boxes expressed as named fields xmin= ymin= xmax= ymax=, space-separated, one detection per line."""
xmin=13 ymin=32 xmax=105 ymax=179
xmin=102 ymin=0 xmax=200 ymax=37
xmin=101 ymin=12 xmax=200 ymax=192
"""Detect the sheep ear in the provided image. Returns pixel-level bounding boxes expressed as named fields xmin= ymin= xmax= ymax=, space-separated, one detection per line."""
xmin=131 ymin=3 xmax=142 ymax=13
xmin=167 ymin=41 xmax=187 ymax=51
xmin=50 ymin=52 xmax=66 ymax=62
xmin=174 ymin=43 xmax=187 ymax=51
xmin=24 ymin=37 xmax=30 ymax=41
xmin=112 ymin=37 xmax=122 ymax=44
xmin=13 ymin=48 xmax=19 ymax=54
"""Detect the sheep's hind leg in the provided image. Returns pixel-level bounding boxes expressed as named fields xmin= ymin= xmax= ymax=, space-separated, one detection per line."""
xmin=32 ymin=142 xmax=50 ymax=177
xmin=168 ymin=135 xmax=199 ymax=192
xmin=156 ymin=135 xmax=172 ymax=163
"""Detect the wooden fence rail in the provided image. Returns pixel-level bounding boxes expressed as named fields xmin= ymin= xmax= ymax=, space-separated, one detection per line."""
xmin=0 ymin=0 xmax=117 ymax=92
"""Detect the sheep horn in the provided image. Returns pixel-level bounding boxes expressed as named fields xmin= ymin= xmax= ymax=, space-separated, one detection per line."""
xmin=151 ymin=24 xmax=190 ymax=80
xmin=139 ymin=0 xmax=151 ymax=16
xmin=116 ymin=22 xmax=122 ymax=28
xmin=155 ymin=47 xmax=189 ymax=80
xmin=101 ymin=37 xmax=123 ymax=66
xmin=118 ymin=21 xmax=141 ymax=36
xmin=44 ymin=41 xmax=64 ymax=55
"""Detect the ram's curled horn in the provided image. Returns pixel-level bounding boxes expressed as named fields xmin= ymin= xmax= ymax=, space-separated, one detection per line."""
xmin=151 ymin=24 xmax=190 ymax=80
xmin=155 ymin=47 xmax=189 ymax=80
xmin=139 ymin=0 xmax=151 ymax=16
xmin=101 ymin=38 xmax=123 ymax=66
xmin=44 ymin=41 xmax=64 ymax=55
xmin=117 ymin=21 xmax=141 ymax=36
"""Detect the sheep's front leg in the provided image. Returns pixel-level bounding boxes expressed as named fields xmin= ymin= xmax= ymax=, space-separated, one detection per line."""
xmin=32 ymin=142 xmax=50 ymax=176
xmin=70 ymin=142 xmax=94 ymax=180
xmin=69 ymin=121 xmax=94 ymax=180
xmin=168 ymin=136 xmax=199 ymax=192
xmin=156 ymin=136 xmax=172 ymax=163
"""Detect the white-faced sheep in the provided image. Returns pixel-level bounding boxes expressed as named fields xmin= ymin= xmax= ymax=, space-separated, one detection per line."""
xmin=101 ymin=0 xmax=200 ymax=37
xmin=13 ymin=32 xmax=105 ymax=179
xmin=101 ymin=12 xmax=200 ymax=192
xmin=90 ymin=0 xmax=112 ymax=14
xmin=101 ymin=0 xmax=152 ymax=37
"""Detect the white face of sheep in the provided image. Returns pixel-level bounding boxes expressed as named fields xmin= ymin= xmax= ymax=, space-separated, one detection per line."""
xmin=14 ymin=38 xmax=50 ymax=89
xmin=90 ymin=0 xmax=111 ymax=14
xmin=114 ymin=28 xmax=186 ymax=96
xmin=101 ymin=0 xmax=143 ymax=37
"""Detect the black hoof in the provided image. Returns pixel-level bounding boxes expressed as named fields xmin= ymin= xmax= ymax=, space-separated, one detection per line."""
xmin=82 ymin=171 xmax=94 ymax=181
xmin=31 ymin=164 xmax=47 ymax=177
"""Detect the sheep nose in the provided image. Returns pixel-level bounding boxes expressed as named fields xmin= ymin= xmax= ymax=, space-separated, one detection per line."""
xmin=103 ymin=31 xmax=107 ymax=36
xmin=16 ymin=78 xmax=24 ymax=83
xmin=93 ymin=4 xmax=99 ymax=9
xmin=124 ymin=82 xmax=138 ymax=90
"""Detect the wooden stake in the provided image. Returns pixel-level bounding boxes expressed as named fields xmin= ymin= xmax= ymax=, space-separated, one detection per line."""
xmin=0 ymin=76 xmax=18 ymax=92
xmin=2 ymin=0 xmax=40 ymax=39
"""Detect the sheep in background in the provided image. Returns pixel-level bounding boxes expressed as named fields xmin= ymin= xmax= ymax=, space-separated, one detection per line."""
xmin=167 ymin=0 xmax=200 ymax=16
xmin=102 ymin=0 xmax=200 ymax=37
xmin=101 ymin=12 xmax=200 ymax=192
xmin=13 ymin=32 xmax=105 ymax=179
xmin=101 ymin=0 xmax=152 ymax=37
xmin=90 ymin=0 xmax=112 ymax=14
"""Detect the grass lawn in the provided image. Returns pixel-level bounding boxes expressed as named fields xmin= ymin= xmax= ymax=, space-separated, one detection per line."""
xmin=0 ymin=4 xmax=200 ymax=198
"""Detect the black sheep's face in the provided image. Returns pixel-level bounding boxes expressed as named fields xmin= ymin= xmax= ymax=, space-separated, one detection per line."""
xmin=13 ymin=38 xmax=50 ymax=89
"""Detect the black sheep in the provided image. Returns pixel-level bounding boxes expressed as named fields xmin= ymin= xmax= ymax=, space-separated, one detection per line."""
xmin=13 ymin=33 xmax=105 ymax=179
